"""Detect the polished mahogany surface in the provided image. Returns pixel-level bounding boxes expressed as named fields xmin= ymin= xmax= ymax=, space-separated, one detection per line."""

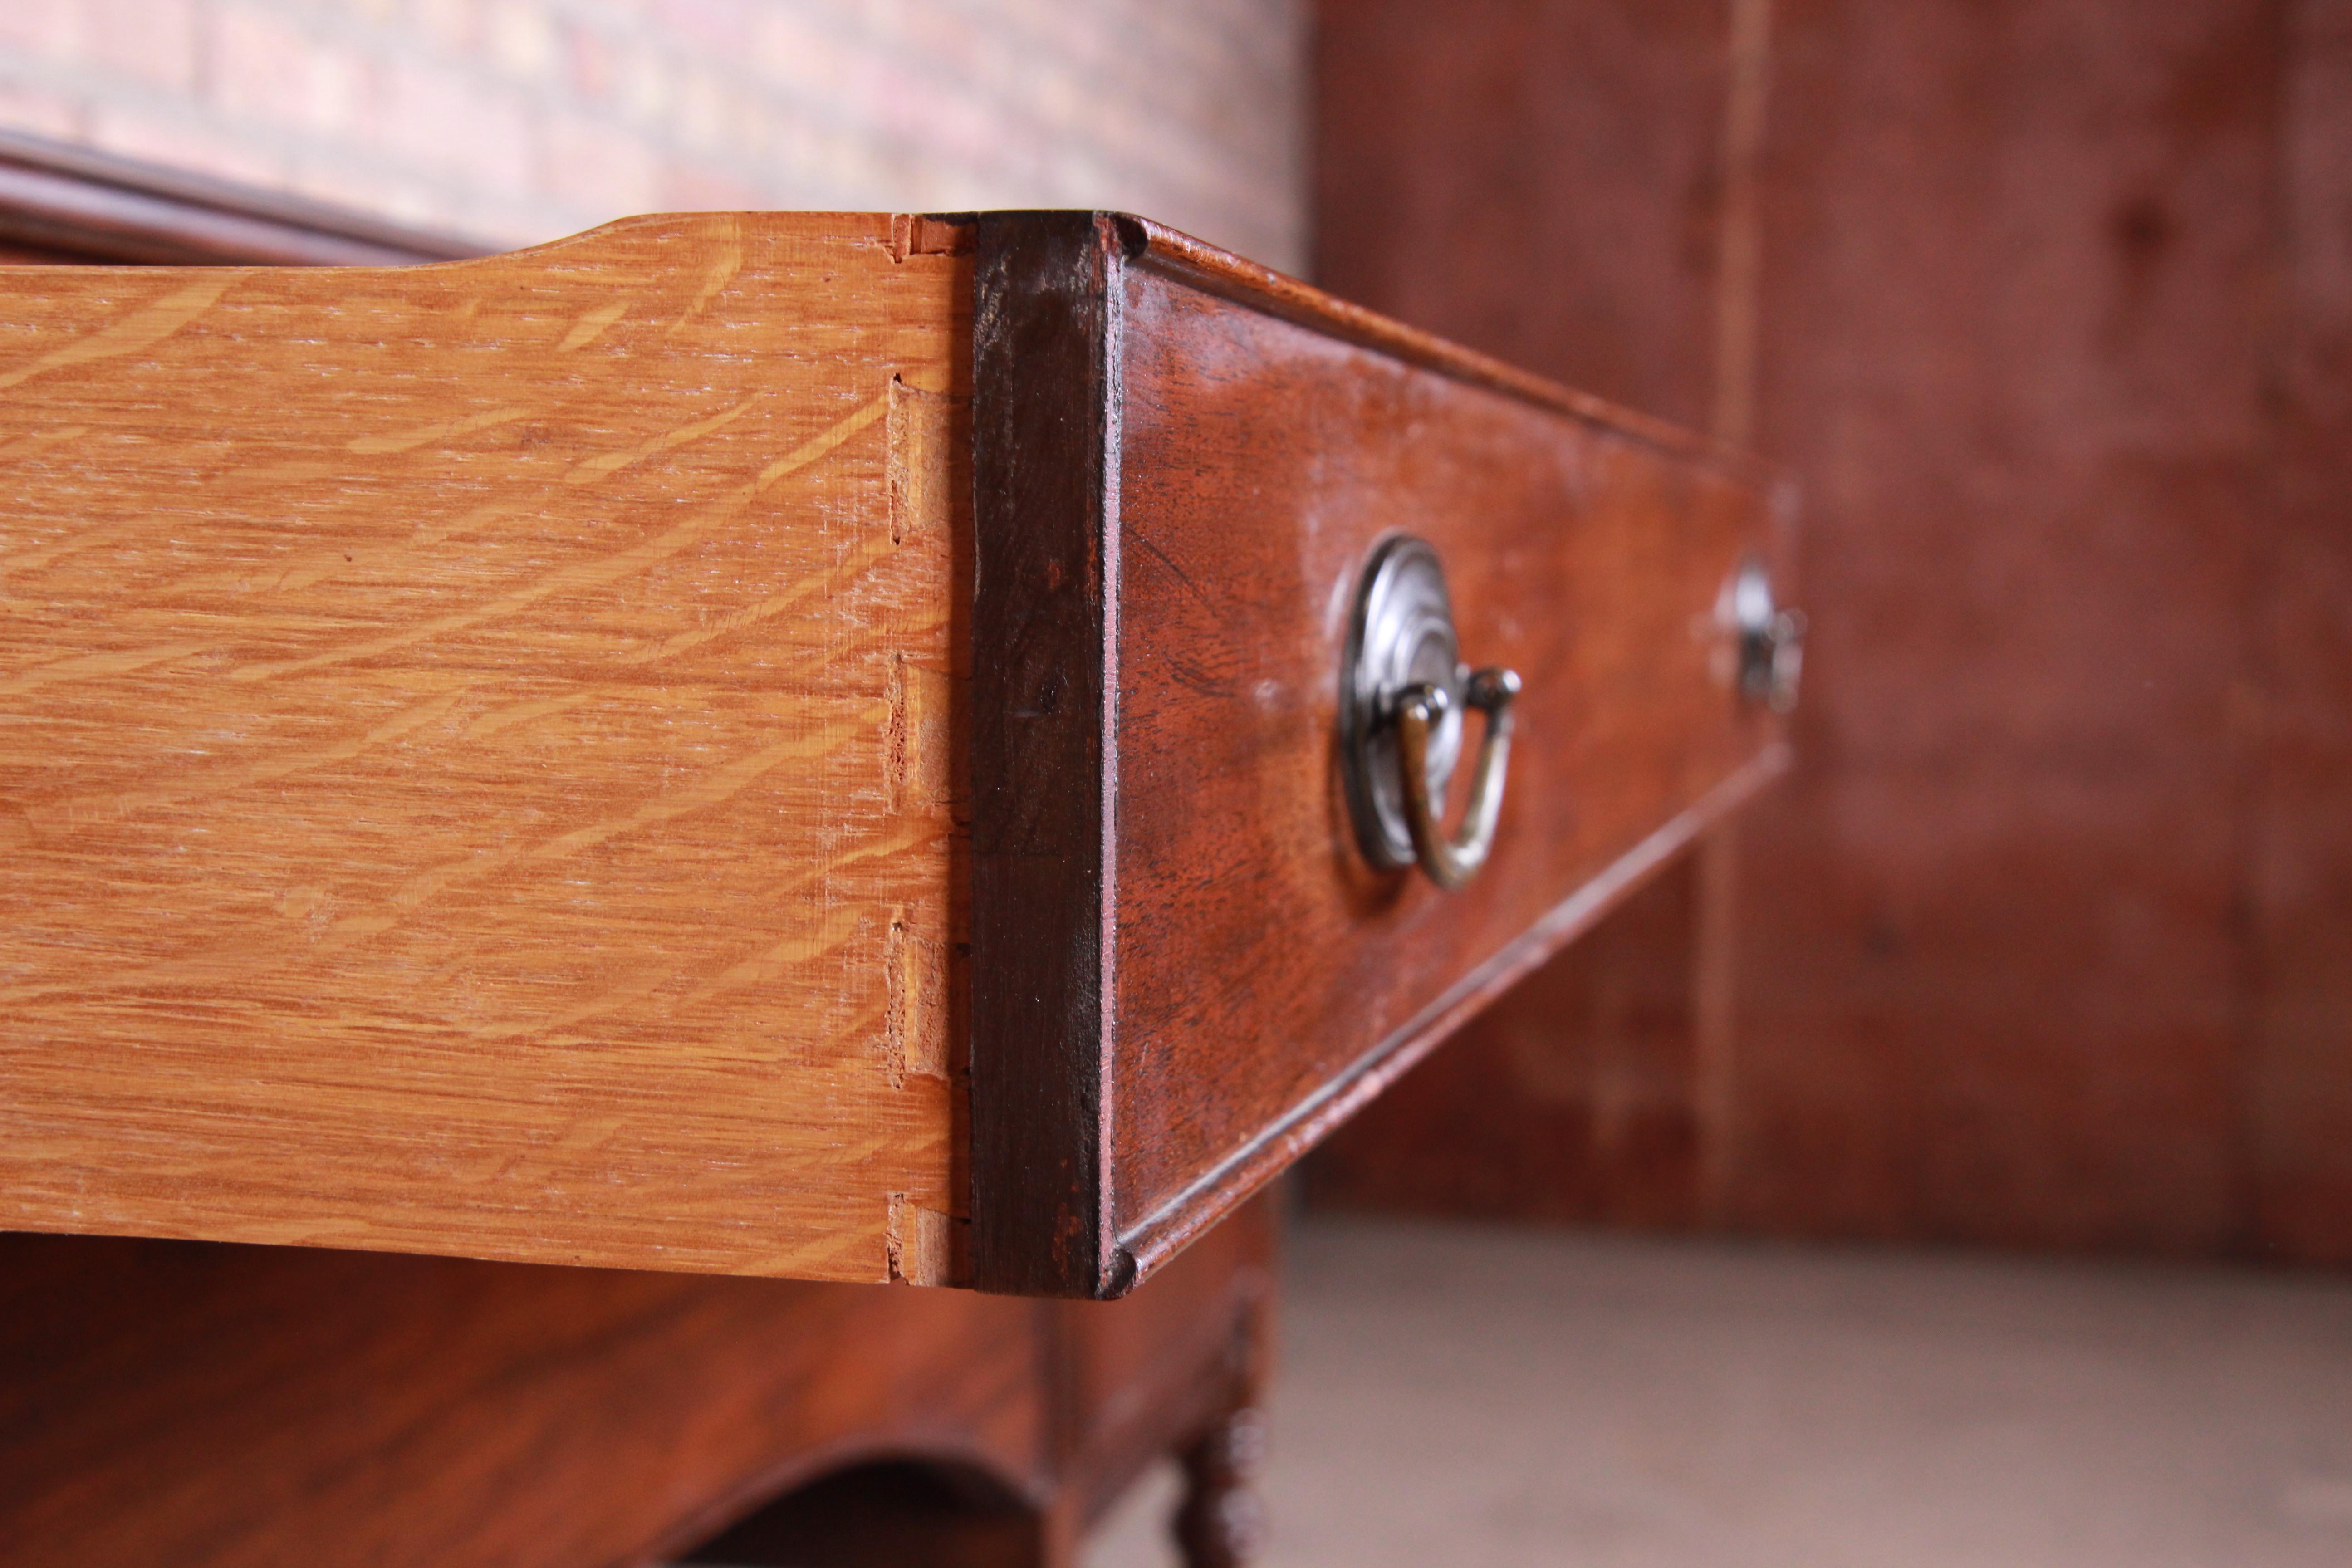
xmin=972 ymin=211 xmax=1788 ymax=1296
xmin=0 ymin=1200 xmax=1274 ymax=1567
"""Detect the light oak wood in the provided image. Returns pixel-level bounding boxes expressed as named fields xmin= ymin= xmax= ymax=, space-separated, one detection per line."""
xmin=0 ymin=212 xmax=971 ymax=1281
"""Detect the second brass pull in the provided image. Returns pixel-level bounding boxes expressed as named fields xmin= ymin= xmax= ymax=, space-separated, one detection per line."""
xmin=1394 ymin=666 xmax=1520 ymax=892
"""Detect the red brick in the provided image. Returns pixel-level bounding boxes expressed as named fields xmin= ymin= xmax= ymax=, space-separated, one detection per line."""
xmin=368 ymin=56 xmax=532 ymax=191
xmin=82 ymin=0 xmax=198 ymax=90
xmin=538 ymin=110 xmax=657 ymax=211
xmin=656 ymin=160 xmax=760 ymax=211
xmin=0 ymin=0 xmax=81 ymax=56
xmin=83 ymin=106 xmax=286 ymax=188
xmin=481 ymin=1 xmax=559 ymax=82
xmin=208 ymin=3 xmax=363 ymax=132
xmin=0 ymin=79 xmax=85 ymax=141
xmin=563 ymin=18 xmax=619 ymax=102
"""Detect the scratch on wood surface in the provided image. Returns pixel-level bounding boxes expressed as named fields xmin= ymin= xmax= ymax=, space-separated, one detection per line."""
xmin=0 ymin=942 xmax=328 ymax=1007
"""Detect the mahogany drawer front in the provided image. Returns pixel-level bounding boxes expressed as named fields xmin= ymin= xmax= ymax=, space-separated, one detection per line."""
xmin=0 ymin=211 xmax=1786 ymax=1296
xmin=971 ymin=216 xmax=1788 ymax=1295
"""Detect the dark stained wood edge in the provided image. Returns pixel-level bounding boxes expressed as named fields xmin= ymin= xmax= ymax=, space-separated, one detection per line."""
xmin=1105 ymin=212 xmax=1769 ymax=483
xmin=0 ymin=127 xmax=484 ymax=265
xmin=1116 ymin=743 xmax=1792 ymax=1283
xmin=970 ymin=212 xmax=1127 ymax=1298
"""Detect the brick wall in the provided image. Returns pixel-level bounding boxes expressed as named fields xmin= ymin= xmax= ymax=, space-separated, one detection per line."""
xmin=0 ymin=0 xmax=1308 ymax=271
xmin=1308 ymin=0 xmax=2352 ymax=1269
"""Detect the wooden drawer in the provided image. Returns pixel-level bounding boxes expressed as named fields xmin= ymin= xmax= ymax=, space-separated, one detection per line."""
xmin=0 ymin=211 xmax=1789 ymax=1296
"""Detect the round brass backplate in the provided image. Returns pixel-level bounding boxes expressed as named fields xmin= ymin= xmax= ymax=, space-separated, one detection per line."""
xmin=1340 ymin=535 xmax=1467 ymax=870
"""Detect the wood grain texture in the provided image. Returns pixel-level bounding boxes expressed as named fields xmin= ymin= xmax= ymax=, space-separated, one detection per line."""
xmin=0 ymin=211 xmax=971 ymax=1281
xmin=970 ymin=213 xmax=1789 ymax=1296
xmin=0 ymin=1196 xmax=1274 ymax=1568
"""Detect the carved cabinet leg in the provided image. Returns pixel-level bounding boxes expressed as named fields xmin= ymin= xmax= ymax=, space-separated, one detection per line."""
xmin=1172 ymin=1406 xmax=1266 ymax=1568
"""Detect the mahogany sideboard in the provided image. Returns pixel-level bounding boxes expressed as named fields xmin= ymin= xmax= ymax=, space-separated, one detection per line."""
xmin=0 ymin=132 xmax=1796 ymax=1564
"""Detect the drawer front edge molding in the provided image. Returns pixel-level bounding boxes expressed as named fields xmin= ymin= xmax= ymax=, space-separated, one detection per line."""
xmin=970 ymin=213 xmax=1123 ymax=1298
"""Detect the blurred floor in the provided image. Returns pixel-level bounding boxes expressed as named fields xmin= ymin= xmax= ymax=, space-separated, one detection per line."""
xmin=1088 ymin=1216 xmax=2352 ymax=1568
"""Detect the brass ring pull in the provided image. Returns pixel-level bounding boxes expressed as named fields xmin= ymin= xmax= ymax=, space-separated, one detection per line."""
xmin=1340 ymin=536 xmax=1523 ymax=892
xmin=1395 ymin=667 xmax=1520 ymax=892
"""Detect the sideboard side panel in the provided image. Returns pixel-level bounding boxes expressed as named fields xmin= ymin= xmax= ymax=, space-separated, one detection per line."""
xmin=0 ymin=213 xmax=966 ymax=1281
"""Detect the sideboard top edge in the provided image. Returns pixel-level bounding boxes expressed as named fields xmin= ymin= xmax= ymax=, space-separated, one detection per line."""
xmin=1101 ymin=210 xmax=1771 ymax=483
